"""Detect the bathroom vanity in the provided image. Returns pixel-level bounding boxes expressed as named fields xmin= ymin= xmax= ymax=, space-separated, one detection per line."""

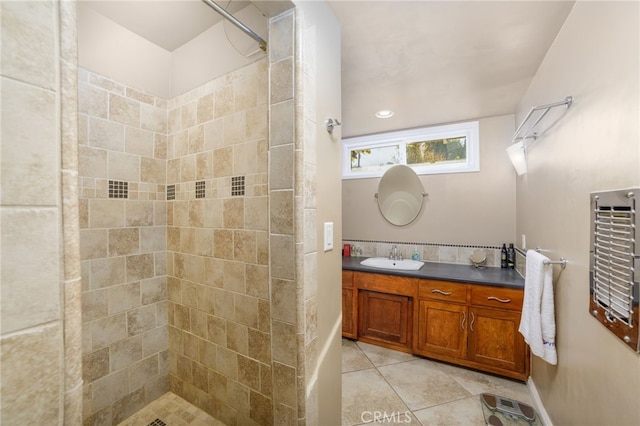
xmin=342 ymin=257 xmax=530 ymax=381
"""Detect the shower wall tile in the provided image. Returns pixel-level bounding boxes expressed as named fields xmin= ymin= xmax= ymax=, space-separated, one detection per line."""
xmin=0 ymin=208 xmax=61 ymax=333
xmin=1 ymin=78 xmax=58 ymax=205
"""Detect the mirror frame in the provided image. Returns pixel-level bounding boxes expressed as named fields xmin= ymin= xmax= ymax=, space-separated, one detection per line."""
xmin=375 ymin=165 xmax=426 ymax=226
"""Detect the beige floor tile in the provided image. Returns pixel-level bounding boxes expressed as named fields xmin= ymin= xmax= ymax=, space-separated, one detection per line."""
xmin=412 ymin=395 xmax=486 ymax=426
xmin=378 ymin=359 xmax=471 ymax=411
xmin=435 ymin=362 xmax=534 ymax=405
xmin=342 ymin=338 xmax=374 ymax=373
xmin=356 ymin=341 xmax=416 ymax=367
xmin=342 ymin=368 xmax=412 ymax=426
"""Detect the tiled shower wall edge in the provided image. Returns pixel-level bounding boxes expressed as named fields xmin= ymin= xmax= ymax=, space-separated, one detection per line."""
xmin=342 ymin=239 xmax=504 ymax=268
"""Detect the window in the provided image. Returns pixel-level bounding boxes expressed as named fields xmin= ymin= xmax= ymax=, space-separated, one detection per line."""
xmin=342 ymin=121 xmax=479 ymax=179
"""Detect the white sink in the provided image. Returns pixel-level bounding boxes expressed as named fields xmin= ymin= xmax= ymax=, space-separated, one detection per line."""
xmin=360 ymin=257 xmax=424 ymax=271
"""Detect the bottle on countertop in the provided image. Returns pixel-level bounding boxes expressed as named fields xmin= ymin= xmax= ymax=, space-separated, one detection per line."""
xmin=507 ymin=243 xmax=515 ymax=269
xmin=500 ymin=244 xmax=508 ymax=269
xmin=412 ymin=246 xmax=420 ymax=261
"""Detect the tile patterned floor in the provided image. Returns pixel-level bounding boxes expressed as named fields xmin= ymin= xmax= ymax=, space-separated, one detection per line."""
xmin=342 ymin=338 xmax=535 ymax=426
xmin=116 ymin=392 xmax=224 ymax=426
xmin=117 ymin=340 xmax=535 ymax=425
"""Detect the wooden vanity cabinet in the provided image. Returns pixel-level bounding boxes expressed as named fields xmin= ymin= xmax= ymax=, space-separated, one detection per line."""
xmin=342 ymin=271 xmax=357 ymax=339
xmin=354 ymin=272 xmax=416 ymax=353
xmin=414 ymin=280 xmax=530 ymax=381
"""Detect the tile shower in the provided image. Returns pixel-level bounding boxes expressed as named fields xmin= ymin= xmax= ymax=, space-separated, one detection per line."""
xmin=78 ymin=10 xmax=304 ymax=425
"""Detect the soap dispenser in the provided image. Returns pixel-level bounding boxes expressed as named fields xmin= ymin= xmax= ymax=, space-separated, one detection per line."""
xmin=412 ymin=246 xmax=420 ymax=261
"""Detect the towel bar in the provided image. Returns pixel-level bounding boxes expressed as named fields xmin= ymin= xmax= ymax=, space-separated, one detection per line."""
xmin=543 ymin=258 xmax=567 ymax=269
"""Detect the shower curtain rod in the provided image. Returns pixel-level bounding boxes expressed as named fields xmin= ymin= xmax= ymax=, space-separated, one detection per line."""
xmin=201 ymin=0 xmax=267 ymax=52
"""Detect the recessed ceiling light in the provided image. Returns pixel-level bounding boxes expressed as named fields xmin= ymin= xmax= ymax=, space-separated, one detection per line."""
xmin=375 ymin=109 xmax=394 ymax=119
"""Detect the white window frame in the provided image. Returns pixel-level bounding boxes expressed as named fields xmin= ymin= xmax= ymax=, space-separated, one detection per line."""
xmin=342 ymin=121 xmax=480 ymax=179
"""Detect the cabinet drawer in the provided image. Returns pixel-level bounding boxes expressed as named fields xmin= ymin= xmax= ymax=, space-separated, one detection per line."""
xmin=470 ymin=285 xmax=523 ymax=311
xmin=342 ymin=270 xmax=354 ymax=288
xmin=419 ymin=280 xmax=467 ymax=304
xmin=355 ymin=272 xmax=416 ymax=297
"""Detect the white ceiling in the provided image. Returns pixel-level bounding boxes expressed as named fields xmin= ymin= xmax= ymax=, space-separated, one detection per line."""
xmin=82 ymin=0 xmax=574 ymax=137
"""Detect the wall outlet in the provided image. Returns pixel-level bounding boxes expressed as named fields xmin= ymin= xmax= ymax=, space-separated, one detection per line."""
xmin=324 ymin=222 xmax=334 ymax=252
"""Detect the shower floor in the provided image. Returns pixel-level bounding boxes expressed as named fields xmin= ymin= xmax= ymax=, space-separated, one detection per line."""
xmin=116 ymin=392 xmax=224 ymax=426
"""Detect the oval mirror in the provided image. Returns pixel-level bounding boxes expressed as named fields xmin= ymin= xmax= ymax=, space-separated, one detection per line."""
xmin=376 ymin=165 xmax=426 ymax=226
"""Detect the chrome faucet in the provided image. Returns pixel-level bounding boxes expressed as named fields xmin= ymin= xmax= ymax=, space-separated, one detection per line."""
xmin=390 ymin=245 xmax=398 ymax=260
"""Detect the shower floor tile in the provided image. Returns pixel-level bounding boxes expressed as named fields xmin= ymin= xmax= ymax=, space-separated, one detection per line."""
xmin=116 ymin=392 xmax=225 ymax=426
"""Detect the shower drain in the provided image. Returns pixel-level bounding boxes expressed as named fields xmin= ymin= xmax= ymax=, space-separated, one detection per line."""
xmin=148 ymin=419 xmax=166 ymax=426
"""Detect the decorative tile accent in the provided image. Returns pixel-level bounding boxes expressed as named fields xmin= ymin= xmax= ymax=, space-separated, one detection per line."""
xmin=195 ymin=181 xmax=205 ymax=199
xmin=231 ymin=175 xmax=245 ymax=196
xmin=166 ymin=185 xmax=175 ymax=201
xmin=108 ymin=180 xmax=128 ymax=199
xmin=148 ymin=418 xmax=166 ymax=426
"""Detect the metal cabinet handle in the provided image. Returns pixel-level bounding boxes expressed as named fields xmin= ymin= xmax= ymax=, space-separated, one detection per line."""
xmin=461 ymin=311 xmax=466 ymax=330
xmin=487 ymin=296 xmax=511 ymax=303
xmin=432 ymin=289 xmax=452 ymax=296
xmin=470 ymin=312 xmax=475 ymax=332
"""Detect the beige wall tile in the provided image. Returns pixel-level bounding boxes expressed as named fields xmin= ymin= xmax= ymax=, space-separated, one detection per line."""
xmin=214 ymin=289 xmax=235 ymax=321
xmin=189 ymin=125 xmax=205 ymax=153
xmin=223 ymin=112 xmax=245 ymax=147
xmin=126 ymin=201 xmax=154 ymax=227
xmin=90 ymin=199 xmax=125 ymax=228
xmin=128 ymin=305 xmax=157 ymax=336
xmin=82 ymin=289 xmax=108 ymax=322
xmin=80 ymin=231 xmax=108 ymax=260
xmin=83 ymin=347 xmax=110 ymax=383
xmin=207 ymin=315 xmax=227 ymax=347
xmin=180 ymin=155 xmax=196 ymax=182
xmin=204 ymin=118 xmax=224 ymax=150
xmin=269 ymin=11 xmax=294 ymax=63
xmin=269 ymin=145 xmax=294 ymax=190
xmin=214 ymin=85 xmax=234 ymax=118
xmin=270 ymin=58 xmax=294 ymax=104
xmin=110 ymin=335 xmax=142 ymax=372
xmin=141 ymin=157 xmax=166 ymax=184
xmin=90 ymin=256 xmax=125 ymax=290
xmin=1 ymin=208 xmax=60 ymax=333
xmin=269 ymin=100 xmax=294 ymax=147
xmin=126 ymin=253 xmax=155 ymax=281
xmin=181 ymin=102 xmax=197 ymax=129
xmin=125 ymin=127 xmax=154 ymax=157
xmin=1 ymin=0 xmax=56 ymax=89
xmin=271 ymin=321 xmax=296 ymax=366
xmin=234 ymin=294 xmax=258 ymax=329
xmin=108 ymin=282 xmax=141 ymax=315
xmin=91 ymin=313 xmax=127 ymax=349
xmin=270 ymin=190 xmax=294 ymax=235
xmin=91 ymin=369 xmax=129 ymax=411
xmin=234 ymin=77 xmax=257 ymax=112
xmin=226 ymin=321 xmax=248 ymax=355
xmin=197 ymin=94 xmax=213 ymax=124
xmin=154 ymin=134 xmax=168 ymax=160
xmin=214 ymin=229 xmax=234 ymax=260
xmin=272 ymin=362 xmax=297 ymax=407
xmin=111 ymin=387 xmax=145 ymax=425
xmin=270 ymin=235 xmax=294 ymax=280
xmin=216 ymin=347 xmax=238 ymax=380
xmin=246 ymin=105 xmax=268 ymax=142
xmin=79 ymin=145 xmax=108 ymax=178
xmin=249 ymin=390 xmax=273 ymax=424
xmin=271 ymin=278 xmax=296 ymax=324
xmin=233 ymin=230 xmax=256 ymax=264
xmin=142 ymin=326 xmax=168 ymax=356
xmin=0 ymin=324 xmax=61 ymax=423
xmin=89 ymin=117 xmax=125 ymax=151
xmin=1 ymin=78 xmax=58 ymax=205
xmin=140 ymin=103 xmax=167 ymax=133
xmin=109 ymin=94 xmax=140 ymax=127
xmin=108 ymin=228 xmax=140 ymax=256
xmin=108 ymin=151 xmax=140 ymax=181
xmin=141 ymin=226 xmax=166 ymax=253
xmin=196 ymin=152 xmax=213 ymax=180
xmin=246 ymin=264 xmax=269 ymax=300
xmin=214 ymin=146 xmax=233 ymax=177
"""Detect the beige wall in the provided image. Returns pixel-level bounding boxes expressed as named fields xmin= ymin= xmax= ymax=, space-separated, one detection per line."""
xmin=342 ymin=115 xmax=516 ymax=247
xmin=1 ymin=1 xmax=82 ymax=424
xmin=78 ymin=3 xmax=267 ymax=99
xmin=514 ymin=2 xmax=640 ymax=424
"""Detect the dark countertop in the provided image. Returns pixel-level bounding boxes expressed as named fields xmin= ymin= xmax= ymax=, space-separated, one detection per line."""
xmin=342 ymin=256 xmax=525 ymax=289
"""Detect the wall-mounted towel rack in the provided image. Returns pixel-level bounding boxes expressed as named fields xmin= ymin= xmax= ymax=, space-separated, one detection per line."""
xmin=536 ymin=248 xmax=567 ymax=269
xmin=512 ymin=96 xmax=573 ymax=143
xmin=543 ymin=258 xmax=567 ymax=269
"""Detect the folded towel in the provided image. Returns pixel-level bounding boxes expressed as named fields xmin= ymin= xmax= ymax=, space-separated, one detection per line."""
xmin=518 ymin=250 xmax=557 ymax=365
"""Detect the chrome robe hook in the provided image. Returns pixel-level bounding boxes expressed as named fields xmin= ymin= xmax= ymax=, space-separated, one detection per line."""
xmin=325 ymin=118 xmax=342 ymax=133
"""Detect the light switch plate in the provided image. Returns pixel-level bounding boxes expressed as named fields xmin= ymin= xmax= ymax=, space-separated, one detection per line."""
xmin=323 ymin=222 xmax=334 ymax=252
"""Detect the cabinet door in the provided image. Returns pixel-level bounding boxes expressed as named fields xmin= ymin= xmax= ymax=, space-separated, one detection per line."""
xmin=467 ymin=306 xmax=526 ymax=373
xmin=358 ymin=290 xmax=412 ymax=349
xmin=342 ymin=287 xmax=357 ymax=338
xmin=415 ymin=299 xmax=467 ymax=359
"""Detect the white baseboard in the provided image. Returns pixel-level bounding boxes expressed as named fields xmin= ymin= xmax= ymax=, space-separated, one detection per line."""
xmin=527 ymin=377 xmax=553 ymax=426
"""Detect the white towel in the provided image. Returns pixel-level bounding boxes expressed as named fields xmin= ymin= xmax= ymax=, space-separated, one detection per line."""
xmin=518 ymin=250 xmax=557 ymax=365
